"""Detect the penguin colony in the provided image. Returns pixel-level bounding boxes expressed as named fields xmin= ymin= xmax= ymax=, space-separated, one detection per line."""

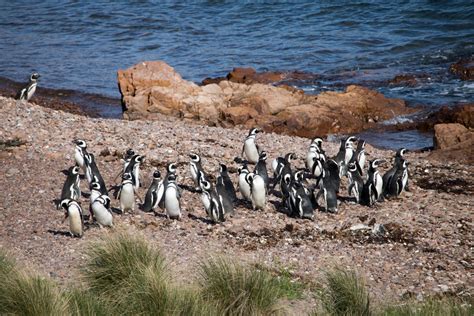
xmin=58 ymin=128 xmax=409 ymax=238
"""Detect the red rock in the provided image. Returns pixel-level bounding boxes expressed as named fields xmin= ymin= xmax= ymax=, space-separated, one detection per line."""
xmin=449 ymin=57 xmax=474 ymax=81
xmin=222 ymin=106 xmax=259 ymax=125
xmin=433 ymin=123 xmax=472 ymax=149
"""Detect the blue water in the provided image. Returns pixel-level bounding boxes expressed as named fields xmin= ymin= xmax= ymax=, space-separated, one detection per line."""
xmin=1 ymin=1 xmax=473 ymax=106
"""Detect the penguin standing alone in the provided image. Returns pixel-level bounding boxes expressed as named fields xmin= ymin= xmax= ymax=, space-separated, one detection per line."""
xmin=242 ymin=128 xmax=261 ymax=164
xmin=15 ymin=72 xmax=40 ymax=101
xmin=59 ymin=165 xmax=81 ymax=207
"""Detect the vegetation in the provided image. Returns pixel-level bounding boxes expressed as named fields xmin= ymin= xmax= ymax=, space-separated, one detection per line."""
xmin=1 ymin=235 xmax=472 ymax=315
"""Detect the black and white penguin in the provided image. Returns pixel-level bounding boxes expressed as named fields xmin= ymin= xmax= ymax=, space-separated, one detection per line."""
xmin=159 ymin=163 xmax=178 ymax=209
xmin=123 ymin=154 xmax=144 ymax=190
xmin=386 ymin=159 xmax=409 ymax=198
xmin=15 ymin=72 xmax=40 ymax=101
xmin=73 ymin=139 xmax=88 ymax=173
xmin=59 ymin=165 xmax=81 ymax=207
xmin=383 ymin=148 xmax=408 ymax=195
xmin=200 ymin=177 xmax=226 ymax=223
xmin=272 ymin=153 xmax=296 ymax=190
xmin=306 ymin=137 xmax=326 ymax=171
xmin=315 ymin=185 xmax=338 ymax=213
xmin=164 ymin=173 xmax=182 ymax=220
xmin=60 ymin=199 xmax=83 ymax=237
xmin=245 ymin=172 xmax=266 ymax=210
xmin=323 ymin=159 xmax=341 ymax=193
xmin=242 ymin=128 xmax=261 ymax=164
xmin=353 ymin=139 xmax=366 ymax=175
xmin=118 ymin=173 xmax=135 ymax=213
xmin=91 ymin=195 xmax=113 ymax=227
xmin=216 ymin=169 xmax=234 ymax=216
xmin=84 ymin=153 xmax=108 ymax=195
xmin=288 ymin=179 xmax=314 ymax=220
xmin=255 ymin=151 xmax=269 ymax=189
xmin=189 ymin=153 xmax=205 ymax=191
xmin=347 ymin=162 xmax=364 ymax=204
xmin=122 ymin=149 xmax=135 ymax=172
xmin=311 ymin=137 xmax=326 ymax=159
xmin=311 ymin=157 xmax=325 ymax=180
xmin=218 ymin=164 xmax=237 ymax=202
xmin=141 ymin=170 xmax=164 ymax=213
xmin=361 ymin=159 xmax=385 ymax=206
xmin=238 ymin=165 xmax=252 ymax=201
xmin=333 ymin=136 xmax=357 ymax=177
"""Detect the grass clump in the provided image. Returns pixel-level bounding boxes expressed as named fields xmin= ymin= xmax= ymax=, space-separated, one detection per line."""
xmin=67 ymin=288 xmax=114 ymax=316
xmin=199 ymin=257 xmax=285 ymax=315
xmin=254 ymin=263 xmax=306 ymax=300
xmin=379 ymin=296 xmax=473 ymax=316
xmin=318 ymin=267 xmax=371 ymax=316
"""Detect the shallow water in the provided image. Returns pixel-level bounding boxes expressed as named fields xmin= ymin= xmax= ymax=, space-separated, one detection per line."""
xmin=1 ymin=1 xmax=473 ymax=148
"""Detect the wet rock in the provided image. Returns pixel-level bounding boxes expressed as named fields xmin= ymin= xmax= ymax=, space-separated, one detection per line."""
xmin=450 ymin=57 xmax=474 ymax=81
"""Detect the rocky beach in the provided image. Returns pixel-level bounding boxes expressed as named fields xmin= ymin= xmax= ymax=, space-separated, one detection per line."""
xmin=0 ymin=89 xmax=472 ymax=312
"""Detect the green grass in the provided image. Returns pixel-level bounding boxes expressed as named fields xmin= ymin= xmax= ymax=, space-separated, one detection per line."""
xmin=253 ymin=263 xmax=306 ymax=300
xmin=378 ymin=297 xmax=473 ymax=316
xmin=67 ymin=288 xmax=114 ymax=316
xmin=317 ymin=267 xmax=371 ymax=316
xmin=199 ymin=257 xmax=285 ymax=315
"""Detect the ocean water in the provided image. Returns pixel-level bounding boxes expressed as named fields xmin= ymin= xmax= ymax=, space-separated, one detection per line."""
xmin=1 ymin=1 xmax=473 ymax=147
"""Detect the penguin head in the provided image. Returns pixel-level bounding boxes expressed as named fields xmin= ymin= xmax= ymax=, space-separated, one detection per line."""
xmin=285 ymin=153 xmax=297 ymax=162
xmin=219 ymin=164 xmax=228 ymax=174
xmin=168 ymin=163 xmax=177 ymax=174
xmin=167 ymin=173 xmax=176 ymax=182
xmin=125 ymin=148 xmax=135 ymax=159
xmin=69 ymin=165 xmax=80 ymax=175
xmin=259 ymin=151 xmax=267 ymax=161
xmin=199 ymin=178 xmax=211 ymax=191
xmin=30 ymin=72 xmax=40 ymax=81
xmin=357 ymin=139 xmax=366 ymax=150
xmin=189 ymin=153 xmax=201 ymax=163
xmin=294 ymin=170 xmax=304 ymax=182
xmin=346 ymin=136 xmax=357 ymax=144
xmin=245 ymin=172 xmax=254 ymax=185
xmin=122 ymin=173 xmax=132 ymax=181
xmin=312 ymin=137 xmax=323 ymax=148
xmin=73 ymin=139 xmax=87 ymax=149
xmin=348 ymin=162 xmax=358 ymax=173
xmin=91 ymin=182 xmax=101 ymax=191
xmin=153 ymin=170 xmax=161 ymax=179
xmin=238 ymin=165 xmax=248 ymax=175
xmin=133 ymin=155 xmax=144 ymax=164
xmin=248 ymin=127 xmax=260 ymax=136
xmin=397 ymin=148 xmax=408 ymax=158
xmin=370 ymin=159 xmax=385 ymax=169
xmin=283 ymin=173 xmax=292 ymax=185
xmin=60 ymin=199 xmax=71 ymax=210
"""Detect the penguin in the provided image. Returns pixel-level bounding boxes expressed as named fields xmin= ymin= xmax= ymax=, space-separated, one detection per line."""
xmin=353 ymin=139 xmax=366 ymax=175
xmin=288 ymin=180 xmax=314 ymax=220
xmin=333 ymin=136 xmax=357 ymax=177
xmin=141 ymin=170 xmax=164 ymax=213
xmin=254 ymin=151 xmax=269 ymax=190
xmin=383 ymin=148 xmax=409 ymax=195
xmin=273 ymin=153 xmax=296 ymax=190
xmin=216 ymin=169 xmax=234 ymax=215
xmin=246 ymin=172 xmax=266 ymax=210
xmin=118 ymin=173 xmax=135 ymax=213
xmin=59 ymin=165 xmax=81 ymax=207
xmin=91 ymin=194 xmax=113 ymax=227
xmin=84 ymin=153 xmax=107 ymax=195
xmin=315 ymin=186 xmax=338 ymax=213
xmin=60 ymin=199 xmax=83 ymax=237
xmin=361 ymin=159 xmax=385 ymax=206
xmin=189 ymin=153 xmax=205 ymax=191
xmin=200 ymin=178 xmax=226 ymax=223
xmin=158 ymin=163 xmax=178 ymax=209
xmin=311 ymin=157 xmax=324 ymax=179
xmin=311 ymin=137 xmax=326 ymax=159
xmin=238 ymin=165 xmax=252 ymax=201
xmin=123 ymin=154 xmax=144 ymax=190
xmin=73 ymin=139 xmax=88 ymax=172
xmin=218 ymin=164 xmax=237 ymax=202
xmin=164 ymin=173 xmax=182 ymax=220
xmin=242 ymin=128 xmax=261 ymax=164
xmin=386 ymin=159 xmax=409 ymax=197
xmin=324 ymin=159 xmax=341 ymax=194
xmin=306 ymin=138 xmax=325 ymax=171
xmin=15 ymin=72 xmax=40 ymax=101
xmin=89 ymin=181 xmax=102 ymax=220
xmin=347 ymin=162 xmax=364 ymax=203
xmin=122 ymin=149 xmax=135 ymax=172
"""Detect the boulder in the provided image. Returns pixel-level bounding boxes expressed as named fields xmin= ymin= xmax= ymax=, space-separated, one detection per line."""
xmin=430 ymin=123 xmax=474 ymax=163
xmin=118 ymin=61 xmax=416 ymax=138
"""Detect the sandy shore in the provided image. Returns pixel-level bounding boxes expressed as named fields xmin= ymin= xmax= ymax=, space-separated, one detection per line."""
xmin=0 ymin=96 xmax=472 ymax=311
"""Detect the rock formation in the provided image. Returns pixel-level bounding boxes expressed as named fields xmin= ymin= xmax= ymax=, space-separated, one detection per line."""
xmin=118 ymin=61 xmax=416 ymax=138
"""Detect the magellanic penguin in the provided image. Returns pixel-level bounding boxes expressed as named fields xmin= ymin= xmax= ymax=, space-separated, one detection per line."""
xmin=272 ymin=153 xmax=297 ymax=190
xmin=242 ymin=128 xmax=261 ymax=164
xmin=164 ymin=173 xmax=182 ymax=220
xmin=245 ymin=172 xmax=266 ymax=210
xmin=84 ymin=153 xmax=108 ymax=195
xmin=333 ymin=136 xmax=357 ymax=177
xmin=189 ymin=153 xmax=205 ymax=191
xmin=158 ymin=163 xmax=178 ymax=209
xmin=383 ymin=148 xmax=408 ymax=196
xmin=60 ymin=199 xmax=83 ymax=237
xmin=306 ymin=137 xmax=326 ymax=171
xmin=118 ymin=173 xmax=135 ymax=213
xmin=361 ymin=159 xmax=385 ymax=206
xmin=238 ymin=165 xmax=252 ymax=201
xmin=59 ymin=165 xmax=81 ymax=208
xmin=216 ymin=168 xmax=234 ymax=216
xmin=15 ymin=72 xmax=40 ymax=101
xmin=218 ymin=164 xmax=237 ymax=202
xmin=315 ymin=160 xmax=340 ymax=213
xmin=386 ymin=159 xmax=409 ymax=198
xmin=141 ymin=170 xmax=164 ymax=213
xmin=200 ymin=177 xmax=225 ymax=223
xmin=347 ymin=162 xmax=364 ymax=204
xmin=123 ymin=154 xmax=144 ymax=190
xmin=353 ymin=139 xmax=366 ymax=175
xmin=73 ymin=139 xmax=88 ymax=173
xmin=254 ymin=151 xmax=269 ymax=190
xmin=91 ymin=195 xmax=113 ymax=227
xmin=288 ymin=178 xmax=314 ymax=220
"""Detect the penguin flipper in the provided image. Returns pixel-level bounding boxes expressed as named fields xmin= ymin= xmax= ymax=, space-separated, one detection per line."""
xmin=241 ymin=144 xmax=245 ymax=158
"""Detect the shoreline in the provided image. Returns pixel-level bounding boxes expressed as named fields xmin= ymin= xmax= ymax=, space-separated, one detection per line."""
xmin=0 ymin=96 xmax=472 ymax=311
